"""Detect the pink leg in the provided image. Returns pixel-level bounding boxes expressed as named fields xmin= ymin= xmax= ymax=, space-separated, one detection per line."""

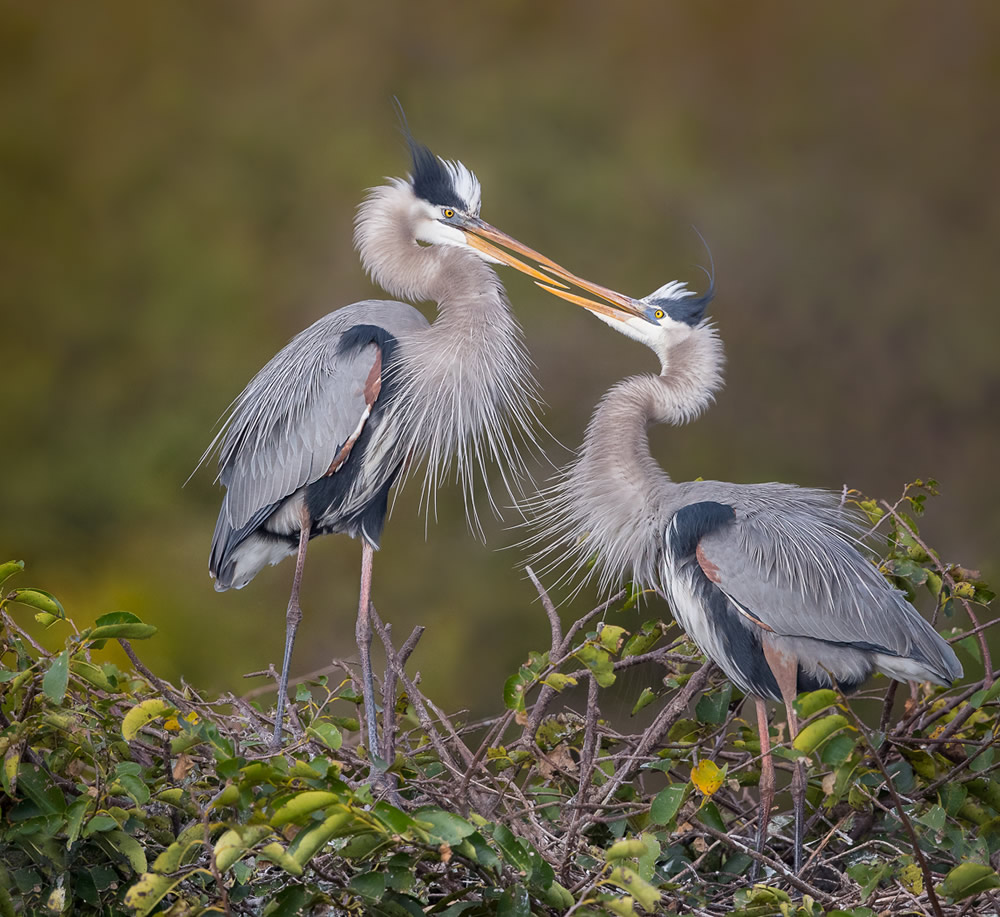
xmin=752 ymin=696 xmax=775 ymax=879
xmin=356 ymin=541 xmax=381 ymax=761
xmin=270 ymin=514 xmax=311 ymax=751
xmin=763 ymin=641 xmax=805 ymax=874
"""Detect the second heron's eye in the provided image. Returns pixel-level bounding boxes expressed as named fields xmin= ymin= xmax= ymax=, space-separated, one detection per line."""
xmin=654 ymin=309 xmax=665 ymax=319
xmin=443 ymin=208 xmax=455 ymax=219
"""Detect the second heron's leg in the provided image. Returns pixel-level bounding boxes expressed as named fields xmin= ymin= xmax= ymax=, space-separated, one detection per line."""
xmin=271 ymin=515 xmax=311 ymax=752
xmin=356 ymin=540 xmax=381 ymax=761
xmin=763 ymin=642 xmax=805 ymax=874
xmin=751 ymin=697 xmax=775 ymax=881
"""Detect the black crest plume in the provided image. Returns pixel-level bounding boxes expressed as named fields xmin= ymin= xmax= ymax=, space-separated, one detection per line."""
xmin=393 ymin=98 xmax=467 ymax=210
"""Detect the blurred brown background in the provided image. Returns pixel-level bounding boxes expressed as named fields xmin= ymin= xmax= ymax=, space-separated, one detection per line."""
xmin=2 ymin=2 xmax=997 ymax=713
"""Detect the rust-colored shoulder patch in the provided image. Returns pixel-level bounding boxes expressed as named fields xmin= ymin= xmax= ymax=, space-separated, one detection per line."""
xmin=325 ymin=344 xmax=383 ymax=477
xmin=696 ymin=543 xmax=722 ymax=583
xmin=364 ymin=347 xmax=383 ymax=406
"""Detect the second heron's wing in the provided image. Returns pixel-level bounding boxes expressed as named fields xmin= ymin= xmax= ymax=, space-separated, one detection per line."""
xmin=669 ymin=482 xmax=961 ymax=684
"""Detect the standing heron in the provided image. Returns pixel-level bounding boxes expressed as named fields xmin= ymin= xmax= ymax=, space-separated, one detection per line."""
xmin=201 ymin=132 xmax=573 ymax=755
xmin=527 ymin=265 xmax=962 ymax=872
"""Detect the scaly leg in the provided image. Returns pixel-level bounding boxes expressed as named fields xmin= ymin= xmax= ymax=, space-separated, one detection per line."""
xmin=356 ymin=541 xmax=381 ymax=761
xmin=751 ymin=696 xmax=775 ymax=881
xmin=763 ymin=641 xmax=805 ymax=874
xmin=786 ymin=702 xmax=805 ymax=874
xmin=270 ymin=512 xmax=311 ymax=751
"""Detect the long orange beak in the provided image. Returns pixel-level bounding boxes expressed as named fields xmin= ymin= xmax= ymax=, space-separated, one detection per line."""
xmin=459 ymin=216 xmax=647 ymax=320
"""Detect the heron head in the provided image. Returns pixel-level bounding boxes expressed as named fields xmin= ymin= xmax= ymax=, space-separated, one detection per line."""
xmin=397 ymin=137 xmax=582 ymax=286
xmin=534 ymin=266 xmax=715 ymax=356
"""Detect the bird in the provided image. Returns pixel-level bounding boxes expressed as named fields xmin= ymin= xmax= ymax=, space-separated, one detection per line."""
xmin=526 ymin=262 xmax=963 ymax=874
xmin=199 ymin=129 xmax=574 ymax=755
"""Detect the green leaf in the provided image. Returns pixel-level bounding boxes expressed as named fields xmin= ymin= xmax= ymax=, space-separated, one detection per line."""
xmin=821 ymin=733 xmax=857 ymax=767
xmin=793 ymin=714 xmax=849 ymax=753
xmin=649 ymin=784 xmax=686 ymax=825
xmin=349 ymin=871 xmax=386 ymax=901
xmin=606 ymin=864 xmax=661 ymax=912
xmin=288 ymin=810 xmax=353 ymax=867
xmin=6 ymin=588 xmax=64 ymax=617
xmin=258 ymin=841 xmax=303 ymax=876
xmin=153 ymin=826 xmax=205 ymax=873
xmin=622 ymin=620 xmax=662 ymax=658
xmin=214 ymin=824 xmax=274 ymax=872
xmin=103 ymin=830 xmax=147 ymax=874
xmin=306 ymin=721 xmax=343 ymax=750
xmin=493 ymin=824 xmax=533 ymax=874
xmin=541 ymin=672 xmax=577 ymax=691
xmin=938 ymin=862 xmax=1000 ymax=901
xmin=414 ymin=807 xmax=476 ymax=845
xmin=916 ymin=804 xmax=946 ymax=832
xmin=69 ymin=659 xmax=114 ymax=691
xmin=631 ymin=686 xmax=657 ymax=716
xmin=599 ymin=624 xmax=627 ymax=653
xmin=575 ymin=643 xmax=616 ymax=687
xmin=87 ymin=611 xmax=157 ymax=641
xmin=42 ymin=650 xmax=70 ymax=703
xmin=694 ymin=684 xmax=732 ymax=724
xmin=270 ymin=790 xmax=341 ymax=827
xmin=970 ymin=679 xmax=1000 ymax=709
xmin=606 ymin=838 xmax=647 ymax=860
xmin=64 ymin=796 xmax=91 ymax=848
xmin=698 ymin=802 xmax=726 ymax=833
xmin=263 ymin=886 xmax=307 ymax=917
xmin=0 ymin=560 xmax=25 ymax=590
xmin=497 ymin=886 xmax=530 ymax=917
xmin=122 ymin=698 xmax=173 ymax=741
xmin=794 ymin=688 xmax=840 ymax=718
xmin=123 ymin=873 xmax=188 ymax=917
xmin=503 ymin=672 xmax=528 ymax=713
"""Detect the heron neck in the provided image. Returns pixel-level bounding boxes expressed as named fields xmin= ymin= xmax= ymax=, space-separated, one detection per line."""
xmin=568 ymin=328 xmax=725 ymax=587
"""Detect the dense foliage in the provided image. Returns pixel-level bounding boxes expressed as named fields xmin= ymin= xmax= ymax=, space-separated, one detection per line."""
xmin=1 ymin=483 xmax=997 ymax=915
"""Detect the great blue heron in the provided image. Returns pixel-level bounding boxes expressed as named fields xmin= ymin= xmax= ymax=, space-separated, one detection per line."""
xmin=200 ymin=132 xmax=573 ymax=754
xmin=528 ymin=265 xmax=963 ymax=873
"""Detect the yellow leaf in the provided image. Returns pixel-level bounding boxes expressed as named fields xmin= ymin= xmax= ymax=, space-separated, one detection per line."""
xmin=900 ymin=862 xmax=924 ymax=895
xmin=691 ymin=759 xmax=724 ymax=797
xmin=163 ymin=710 xmax=197 ymax=733
xmin=122 ymin=699 xmax=173 ymax=742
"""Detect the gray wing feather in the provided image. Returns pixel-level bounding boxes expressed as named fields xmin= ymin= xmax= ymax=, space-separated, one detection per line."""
xmin=213 ymin=300 xmax=428 ymax=530
xmin=682 ymin=482 xmax=958 ymax=679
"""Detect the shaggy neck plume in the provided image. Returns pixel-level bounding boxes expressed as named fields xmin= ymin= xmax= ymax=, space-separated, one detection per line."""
xmin=534 ymin=326 xmax=725 ymax=592
xmin=354 ymin=181 xmax=539 ymax=532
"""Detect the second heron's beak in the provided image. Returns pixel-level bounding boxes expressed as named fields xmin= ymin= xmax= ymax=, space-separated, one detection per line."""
xmin=458 ymin=215 xmax=648 ymax=321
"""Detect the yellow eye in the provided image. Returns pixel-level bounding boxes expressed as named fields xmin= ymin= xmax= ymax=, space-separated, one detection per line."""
xmin=654 ymin=309 xmax=665 ymax=319
xmin=443 ymin=209 xmax=455 ymax=218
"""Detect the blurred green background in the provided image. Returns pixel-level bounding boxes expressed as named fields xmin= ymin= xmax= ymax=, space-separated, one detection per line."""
xmin=3 ymin=3 xmax=997 ymax=714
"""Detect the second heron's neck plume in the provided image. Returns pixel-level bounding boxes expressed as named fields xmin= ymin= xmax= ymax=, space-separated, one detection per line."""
xmin=532 ymin=324 xmax=725 ymax=592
